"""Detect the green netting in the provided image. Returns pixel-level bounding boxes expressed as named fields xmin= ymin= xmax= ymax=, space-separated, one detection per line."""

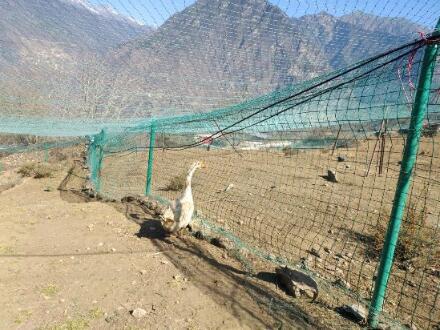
xmin=1 ymin=1 xmax=440 ymax=328
xmin=0 ymin=139 xmax=84 ymax=155
xmin=85 ymin=35 xmax=440 ymax=328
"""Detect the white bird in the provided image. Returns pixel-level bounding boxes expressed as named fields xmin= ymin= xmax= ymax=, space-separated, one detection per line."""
xmin=161 ymin=161 xmax=205 ymax=234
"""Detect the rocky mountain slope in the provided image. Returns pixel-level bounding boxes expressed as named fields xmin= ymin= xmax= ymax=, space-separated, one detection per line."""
xmin=112 ymin=0 xmax=423 ymax=111
xmin=0 ymin=0 xmax=148 ymax=72
xmin=0 ymin=0 xmax=426 ymax=116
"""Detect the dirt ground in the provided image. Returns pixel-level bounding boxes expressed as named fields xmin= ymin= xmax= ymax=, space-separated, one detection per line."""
xmin=99 ymin=132 xmax=440 ymax=329
xmin=0 ymin=158 xmax=354 ymax=330
xmin=1 ymin=131 xmax=439 ymax=329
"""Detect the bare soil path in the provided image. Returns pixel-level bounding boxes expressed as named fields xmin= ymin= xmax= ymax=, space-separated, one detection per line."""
xmin=0 ymin=168 xmax=320 ymax=329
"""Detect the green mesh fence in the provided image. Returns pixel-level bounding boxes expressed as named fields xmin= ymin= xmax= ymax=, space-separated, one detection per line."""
xmin=0 ymin=1 xmax=439 ymax=328
xmin=84 ymin=35 xmax=440 ymax=328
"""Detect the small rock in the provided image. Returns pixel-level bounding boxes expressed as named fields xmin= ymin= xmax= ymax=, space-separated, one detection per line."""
xmin=336 ymin=304 xmax=367 ymax=324
xmin=194 ymin=231 xmax=205 ymax=240
xmin=337 ymin=156 xmax=346 ymax=162
xmin=238 ymin=220 xmax=244 ymax=225
xmin=87 ymin=224 xmax=94 ymax=231
xmin=224 ymin=183 xmax=234 ymax=192
xmin=399 ymin=261 xmax=415 ymax=272
xmin=140 ymin=270 xmax=147 ymax=275
xmin=309 ymin=248 xmax=321 ymax=258
xmin=275 ymin=266 xmax=319 ymax=301
xmin=326 ymin=169 xmax=338 ymax=183
xmin=334 ymin=278 xmax=351 ymax=289
xmin=130 ymin=308 xmax=147 ymax=319
xmin=238 ymin=247 xmax=249 ymax=258
xmin=403 ymin=322 xmax=418 ymax=330
xmin=324 ymin=247 xmax=331 ymax=254
xmin=110 ymin=248 xmax=116 ymax=252
xmin=160 ymin=260 xmax=169 ymax=265
xmin=173 ymin=274 xmax=188 ymax=282
xmin=407 ymin=280 xmax=416 ymax=288
xmin=211 ymin=237 xmax=234 ymax=250
xmin=345 ymin=165 xmax=351 ymax=169
xmin=98 ymin=242 xmax=104 ymax=247
xmin=426 ymin=267 xmax=440 ymax=277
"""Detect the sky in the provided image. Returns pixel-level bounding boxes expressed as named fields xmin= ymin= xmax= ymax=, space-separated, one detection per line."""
xmin=89 ymin=0 xmax=440 ymax=29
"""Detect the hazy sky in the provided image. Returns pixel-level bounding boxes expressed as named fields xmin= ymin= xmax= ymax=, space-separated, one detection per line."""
xmin=89 ymin=0 xmax=440 ymax=28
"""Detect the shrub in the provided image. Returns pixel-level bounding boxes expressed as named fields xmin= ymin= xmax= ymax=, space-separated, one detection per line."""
xmin=49 ymin=149 xmax=68 ymax=162
xmin=372 ymin=197 xmax=430 ymax=263
xmin=18 ymin=163 xmax=53 ymax=179
xmin=17 ymin=163 xmax=36 ymax=177
xmin=164 ymin=173 xmax=186 ymax=191
xmin=282 ymin=146 xmax=295 ymax=157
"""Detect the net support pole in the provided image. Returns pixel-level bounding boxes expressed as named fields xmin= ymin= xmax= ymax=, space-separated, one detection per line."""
xmin=145 ymin=121 xmax=157 ymax=196
xmin=89 ymin=129 xmax=106 ymax=193
xmin=44 ymin=142 xmax=49 ymax=162
xmin=368 ymin=20 xmax=440 ymax=328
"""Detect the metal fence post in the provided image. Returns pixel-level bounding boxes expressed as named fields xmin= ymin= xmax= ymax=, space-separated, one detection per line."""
xmin=145 ymin=121 xmax=157 ymax=196
xmin=368 ymin=20 xmax=440 ymax=328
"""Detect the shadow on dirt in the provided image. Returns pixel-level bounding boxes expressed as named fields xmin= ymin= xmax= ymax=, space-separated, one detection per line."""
xmin=57 ymin=164 xmax=325 ymax=329
xmin=57 ymin=162 xmax=94 ymax=203
xmin=114 ymin=197 xmax=320 ymax=329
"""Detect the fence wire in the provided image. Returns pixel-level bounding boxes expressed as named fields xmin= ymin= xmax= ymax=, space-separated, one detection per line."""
xmin=91 ymin=39 xmax=440 ymax=328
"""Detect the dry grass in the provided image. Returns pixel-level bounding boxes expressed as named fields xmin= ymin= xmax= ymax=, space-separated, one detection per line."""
xmin=371 ymin=192 xmax=437 ymax=266
xmin=281 ymin=146 xmax=295 ymax=157
xmin=49 ymin=149 xmax=68 ymax=162
xmin=18 ymin=163 xmax=54 ymax=179
xmin=163 ymin=172 xmax=186 ymax=191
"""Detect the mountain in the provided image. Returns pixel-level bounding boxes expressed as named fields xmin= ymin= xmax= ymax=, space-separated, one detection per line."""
xmin=0 ymin=0 xmax=153 ymax=118
xmin=296 ymin=11 xmax=423 ymax=69
xmin=0 ymin=0 xmax=426 ymax=118
xmin=0 ymin=0 xmax=149 ymax=72
xmin=112 ymin=0 xmax=423 ymax=112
